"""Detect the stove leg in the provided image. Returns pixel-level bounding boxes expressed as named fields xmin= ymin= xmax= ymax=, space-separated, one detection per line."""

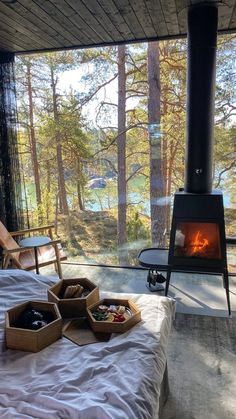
xmin=165 ymin=269 xmax=172 ymax=296
xmin=223 ymin=269 xmax=231 ymax=316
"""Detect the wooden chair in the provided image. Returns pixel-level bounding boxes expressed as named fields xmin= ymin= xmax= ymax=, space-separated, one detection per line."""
xmin=0 ymin=221 xmax=67 ymax=278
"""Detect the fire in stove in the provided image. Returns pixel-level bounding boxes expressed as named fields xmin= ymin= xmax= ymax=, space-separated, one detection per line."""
xmin=192 ymin=231 xmax=209 ymax=255
xmin=174 ymin=222 xmax=221 ymax=260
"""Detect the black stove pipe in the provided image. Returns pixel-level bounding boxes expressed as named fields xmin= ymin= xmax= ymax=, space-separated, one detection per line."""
xmin=184 ymin=4 xmax=218 ymax=194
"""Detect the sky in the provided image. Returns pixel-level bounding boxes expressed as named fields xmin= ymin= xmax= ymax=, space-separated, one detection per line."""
xmin=58 ymin=67 xmax=118 ymax=126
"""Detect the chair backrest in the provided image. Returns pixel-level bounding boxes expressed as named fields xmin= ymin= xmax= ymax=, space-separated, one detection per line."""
xmin=0 ymin=221 xmax=20 ymax=264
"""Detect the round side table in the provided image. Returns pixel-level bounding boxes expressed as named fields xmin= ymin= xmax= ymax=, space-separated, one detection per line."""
xmin=19 ymin=236 xmax=51 ymax=274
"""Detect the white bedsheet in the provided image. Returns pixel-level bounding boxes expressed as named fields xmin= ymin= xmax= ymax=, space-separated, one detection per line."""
xmin=0 ymin=270 xmax=175 ymax=419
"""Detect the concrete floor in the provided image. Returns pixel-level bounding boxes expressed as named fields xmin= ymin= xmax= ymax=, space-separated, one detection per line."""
xmin=41 ymin=263 xmax=236 ymax=318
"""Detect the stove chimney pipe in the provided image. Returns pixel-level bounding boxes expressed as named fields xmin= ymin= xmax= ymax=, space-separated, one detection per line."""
xmin=184 ymin=4 xmax=218 ymax=194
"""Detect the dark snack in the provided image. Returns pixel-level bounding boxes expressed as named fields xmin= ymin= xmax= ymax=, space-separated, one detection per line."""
xmin=30 ymin=320 xmax=48 ymax=330
xmin=24 ymin=309 xmax=44 ymax=323
xmin=14 ymin=308 xmax=54 ymax=329
xmin=42 ymin=311 xmax=54 ymax=323
xmin=17 ymin=309 xmax=43 ymax=328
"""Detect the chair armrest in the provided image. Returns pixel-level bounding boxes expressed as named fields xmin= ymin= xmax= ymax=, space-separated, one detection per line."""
xmin=3 ymin=247 xmax=28 ymax=254
xmin=10 ymin=224 xmax=55 ymax=237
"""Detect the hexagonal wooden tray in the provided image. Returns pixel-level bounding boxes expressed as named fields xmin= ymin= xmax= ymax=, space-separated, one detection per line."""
xmin=5 ymin=301 xmax=62 ymax=352
xmin=87 ymin=298 xmax=141 ymax=334
xmin=48 ymin=277 xmax=100 ymax=318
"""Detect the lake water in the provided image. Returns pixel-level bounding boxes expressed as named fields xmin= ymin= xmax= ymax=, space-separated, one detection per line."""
xmin=85 ymin=190 xmax=234 ymax=213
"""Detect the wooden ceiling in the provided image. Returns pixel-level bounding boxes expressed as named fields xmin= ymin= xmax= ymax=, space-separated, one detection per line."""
xmin=0 ymin=0 xmax=235 ymax=54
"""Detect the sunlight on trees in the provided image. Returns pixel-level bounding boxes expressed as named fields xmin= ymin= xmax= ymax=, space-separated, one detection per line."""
xmin=15 ymin=35 xmax=236 ymax=266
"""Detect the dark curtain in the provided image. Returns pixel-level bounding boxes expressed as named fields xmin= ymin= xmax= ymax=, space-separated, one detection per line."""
xmin=0 ymin=51 xmax=23 ymax=233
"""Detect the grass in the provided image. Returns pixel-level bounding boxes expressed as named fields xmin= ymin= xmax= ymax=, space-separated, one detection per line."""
xmin=56 ymin=208 xmax=151 ymax=265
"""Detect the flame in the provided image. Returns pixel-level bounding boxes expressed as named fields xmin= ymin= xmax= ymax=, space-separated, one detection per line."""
xmin=191 ymin=230 xmax=209 ymax=254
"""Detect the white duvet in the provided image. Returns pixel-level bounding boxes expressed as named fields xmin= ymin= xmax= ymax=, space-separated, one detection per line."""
xmin=0 ymin=270 xmax=175 ymax=419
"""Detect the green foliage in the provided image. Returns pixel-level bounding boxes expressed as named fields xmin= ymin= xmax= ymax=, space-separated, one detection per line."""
xmin=15 ymin=37 xmax=236 ymax=263
xmin=127 ymin=209 xmax=149 ymax=242
xmin=37 ymin=189 xmax=55 ymax=224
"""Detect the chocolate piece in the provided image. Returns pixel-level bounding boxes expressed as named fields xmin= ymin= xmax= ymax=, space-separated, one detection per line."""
xmin=14 ymin=308 xmax=54 ymax=329
xmin=18 ymin=309 xmax=44 ymax=328
xmin=30 ymin=320 xmax=48 ymax=330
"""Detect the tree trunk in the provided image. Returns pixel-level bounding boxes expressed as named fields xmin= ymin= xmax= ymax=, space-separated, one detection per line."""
xmin=76 ymin=158 xmax=84 ymax=211
xmin=117 ymin=45 xmax=128 ymax=264
xmin=45 ymin=160 xmax=51 ymax=222
xmin=46 ymin=160 xmax=51 ymax=193
xmin=50 ymin=66 xmax=69 ymax=217
xmin=50 ymin=64 xmax=75 ymax=243
xmin=162 ymin=98 xmax=169 ymax=247
xmin=148 ymin=41 xmax=166 ymax=246
xmin=26 ymin=62 xmax=42 ymax=216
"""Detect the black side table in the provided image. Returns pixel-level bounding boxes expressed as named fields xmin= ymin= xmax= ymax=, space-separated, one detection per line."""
xmin=19 ymin=236 xmax=51 ymax=274
xmin=138 ymin=248 xmax=171 ymax=295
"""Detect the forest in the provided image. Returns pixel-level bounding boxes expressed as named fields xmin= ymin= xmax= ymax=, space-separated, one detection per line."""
xmin=15 ymin=35 xmax=236 ymax=266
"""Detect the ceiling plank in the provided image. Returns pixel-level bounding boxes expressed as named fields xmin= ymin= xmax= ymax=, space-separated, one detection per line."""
xmin=97 ymin=0 xmax=134 ymax=40
xmin=0 ymin=18 xmax=49 ymax=50
xmin=175 ymin=0 xmax=189 ymax=35
xmin=80 ymin=0 xmax=125 ymax=42
xmin=0 ymin=0 xmax=235 ymax=54
xmin=0 ymin=12 xmax=56 ymax=49
xmin=126 ymin=0 xmax=157 ymax=38
xmin=112 ymin=0 xmax=147 ymax=39
xmin=229 ymin=2 xmax=236 ymax=30
xmin=16 ymin=0 xmax=80 ymax=46
xmin=65 ymin=0 xmax=114 ymax=42
xmin=0 ymin=2 xmax=63 ymax=49
xmin=218 ymin=0 xmax=235 ymax=30
xmin=49 ymin=0 xmax=104 ymax=44
xmin=0 ymin=30 xmax=32 ymax=50
xmin=145 ymin=0 xmax=168 ymax=37
xmin=0 ymin=33 xmax=25 ymax=52
xmin=160 ymin=0 xmax=180 ymax=35
xmin=219 ymin=0 xmax=235 ymax=31
xmin=31 ymin=0 xmax=89 ymax=45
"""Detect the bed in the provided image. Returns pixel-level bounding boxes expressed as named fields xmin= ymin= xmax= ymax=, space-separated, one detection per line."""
xmin=0 ymin=270 xmax=175 ymax=419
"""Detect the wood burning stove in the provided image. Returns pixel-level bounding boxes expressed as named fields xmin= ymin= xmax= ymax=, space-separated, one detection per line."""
xmin=167 ymin=4 xmax=231 ymax=314
xmin=169 ymin=190 xmax=227 ymax=271
xmin=138 ymin=3 xmax=231 ymax=315
xmin=167 ymin=189 xmax=231 ymax=314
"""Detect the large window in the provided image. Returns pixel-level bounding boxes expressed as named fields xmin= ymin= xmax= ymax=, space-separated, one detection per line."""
xmin=16 ymin=35 xmax=236 ymax=267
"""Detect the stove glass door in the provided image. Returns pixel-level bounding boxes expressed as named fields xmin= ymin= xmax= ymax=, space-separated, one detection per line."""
xmin=174 ymin=222 xmax=221 ymax=259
